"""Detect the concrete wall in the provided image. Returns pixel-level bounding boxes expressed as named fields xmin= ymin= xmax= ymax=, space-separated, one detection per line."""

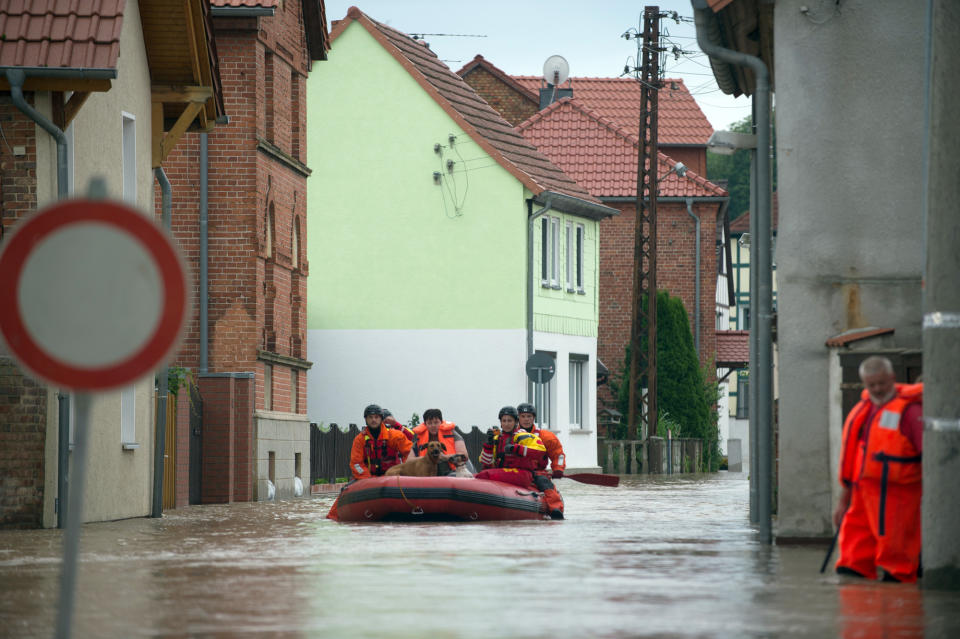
xmin=775 ymin=0 xmax=925 ymax=538
xmin=254 ymin=412 xmax=310 ymax=500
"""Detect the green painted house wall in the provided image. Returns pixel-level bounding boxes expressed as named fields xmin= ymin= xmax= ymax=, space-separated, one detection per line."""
xmin=306 ymin=22 xmax=531 ymax=331
xmin=533 ymin=212 xmax=600 ymax=337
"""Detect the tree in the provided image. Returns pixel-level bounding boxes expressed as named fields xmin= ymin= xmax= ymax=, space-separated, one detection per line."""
xmin=609 ymin=290 xmax=720 ymax=470
xmin=707 ymin=113 xmax=777 ymax=221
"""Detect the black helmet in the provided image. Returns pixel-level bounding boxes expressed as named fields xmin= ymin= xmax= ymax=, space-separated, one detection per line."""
xmin=363 ymin=404 xmax=383 ymax=418
xmin=516 ymin=402 xmax=536 ymax=417
xmin=498 ymin=405 xmax=519 ymax=421
xmin=382 ymin=408 xmax=393 ymax=418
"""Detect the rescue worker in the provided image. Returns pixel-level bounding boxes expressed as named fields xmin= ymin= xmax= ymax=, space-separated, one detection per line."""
xmin=476 ymin=406 xmax=563 ymax=519
xmin=349 ymin=403 xmax=413 ymax=480
xmin=412 ymin=408 xmax=474 ymax=474
xmin=517 ymin=402 xmax=566 ymax=517
xmin=382 ymin=408 xmax=416 ymax=444
xmin=834 ymin=356 xmax=923 ymax=582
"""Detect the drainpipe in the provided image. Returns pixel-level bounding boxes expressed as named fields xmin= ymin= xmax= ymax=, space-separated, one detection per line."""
xmin=684 ymin=198 xmax=701 ymax=355
xmin=152 ymin=168 xmax=172 ymax=518
xmin=527 ymin=197 xmax=553 ymax=401
xmin=693 ymin=1 xmax=773 ymax=544
xmin=6 ymin=68 xmax=71 ymax=529
xmin=200 ymin=134 xmax=209 ymax=373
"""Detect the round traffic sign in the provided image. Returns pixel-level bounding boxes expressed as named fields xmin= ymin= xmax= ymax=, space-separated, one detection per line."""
xmin=525 ymin=351 xmax=556 ymax=383
xmin=0 ymin=199 xmax=188 ymax=391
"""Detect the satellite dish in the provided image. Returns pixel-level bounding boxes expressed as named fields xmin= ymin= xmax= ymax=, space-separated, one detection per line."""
xmin=542 ymin=55 xmax=569 ymax=86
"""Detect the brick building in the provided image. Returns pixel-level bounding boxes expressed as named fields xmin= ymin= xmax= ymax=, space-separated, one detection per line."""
xmin=160 ymin=0 xmax=328 ymax=505
xmin=460 ymin=59 xmax=728 ymax=416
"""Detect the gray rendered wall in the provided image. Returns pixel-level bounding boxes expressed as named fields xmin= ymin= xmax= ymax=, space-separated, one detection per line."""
xmin=774 ymin=1 xmax=925 ymax=538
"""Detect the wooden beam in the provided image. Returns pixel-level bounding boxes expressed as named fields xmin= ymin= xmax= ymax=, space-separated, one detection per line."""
xmin=183 ymin=0 xmax=204 ymax=85
xmin=63 ymin=92 xmax=91 ymax=128
xmin=159 ymin=101 xmax=204 ymax=164
xmin=150 ymin=85 xmax=213 ymax=103
xmin=0 ymin=78 xmax=112 ymax=92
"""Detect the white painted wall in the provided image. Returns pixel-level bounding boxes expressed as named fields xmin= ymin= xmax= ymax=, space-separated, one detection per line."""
xmin=307 ymin=328 xmax=527 ymax=430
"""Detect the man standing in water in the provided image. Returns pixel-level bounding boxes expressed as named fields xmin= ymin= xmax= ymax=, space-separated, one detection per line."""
xmin=834 ymin=356 xmax=923 ymax=582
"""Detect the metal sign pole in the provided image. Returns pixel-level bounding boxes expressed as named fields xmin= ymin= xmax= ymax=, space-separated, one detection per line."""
xmin=535 ymin=369 xmax=543 ymax=429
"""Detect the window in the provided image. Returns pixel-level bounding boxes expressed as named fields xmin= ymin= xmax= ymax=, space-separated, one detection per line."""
xmin=532 ymin=350 xmax=555 ymax=429
xmin=569 ymin=356 xmax=587 ymax=429
xmin=291 ymin=368 xmax=298 ymax=413
xmin=575 ymin=224 xmax=585 ymax=293
xmin=264 ymin=364 xmax=273 ymax=411
xmin=740 ymin=307 xmax=751 ymax=331
xmin=735 ymin=375 xmax=749 ymax=419
xmin=121 ymin=113 xmax=136 ymax=204
xmin=565 ymin=221 xmax=574 ymax=291
xmin=540 ymin=217 xmax=560 ymax=288
xmin=121 ymin=384 xmax=136 ymax=446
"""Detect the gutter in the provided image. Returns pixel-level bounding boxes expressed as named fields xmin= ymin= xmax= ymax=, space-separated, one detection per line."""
xmin=527 ymin=198 xmax=554 ymax=368
xmin=210 ymin=7 xmax=275 ymax=17
xmin=602 ymin=196 xmax=728 ymax=203
xmin=0 ymin=67 xmax=116 ymax=82
xmin=685 ymin=198 xmax=701 ymax=355
xmin=152 ymin=168 xmax=172 ymax=518
xmin=693 ymin=0 xmax=774 ymax=545
xmin=5 ymin=68 xmax=70 ymax=529
xmin=533 ymin=190 xmax=618 ymax=221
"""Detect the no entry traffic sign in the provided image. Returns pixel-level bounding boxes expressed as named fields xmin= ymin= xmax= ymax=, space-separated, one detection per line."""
xmin=0 ymin=199 xmax=188 ymax=391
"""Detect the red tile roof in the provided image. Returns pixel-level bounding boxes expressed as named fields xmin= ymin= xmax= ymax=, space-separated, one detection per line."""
xmin=512 ymin=76 xmax=714 ymax=146
xmin=517 ymin=97 xmax=727 ymax=199
xmin=332 ymin=8 xmax=608 ymax=210
xmin=824 ymin=327 xmax=894 ymax=348
xmin=730 ymin=192 xmax=779 ymax=233
xmin=716 ymin=330 xmax=750 ymax=368
xmin=0 ymin=0 xmax=124 ymax=69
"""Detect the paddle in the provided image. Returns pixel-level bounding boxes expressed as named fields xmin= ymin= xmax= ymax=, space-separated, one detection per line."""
xmin=820 ymin=527 xmax=840 ymax=573
xmin=563 ymin=472 xmax=619 ymax=487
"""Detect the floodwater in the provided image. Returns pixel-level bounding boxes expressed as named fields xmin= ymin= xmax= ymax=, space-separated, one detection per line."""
xmin=1 ymin=473 xmax=958 ymax=638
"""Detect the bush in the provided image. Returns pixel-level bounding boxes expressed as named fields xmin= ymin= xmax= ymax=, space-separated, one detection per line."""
xmin=608 ymin=290 xmax=721 ymax=470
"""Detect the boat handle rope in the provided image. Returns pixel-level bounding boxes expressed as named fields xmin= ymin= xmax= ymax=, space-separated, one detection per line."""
xmin=396 ymin=476 xmax=424 ymax=515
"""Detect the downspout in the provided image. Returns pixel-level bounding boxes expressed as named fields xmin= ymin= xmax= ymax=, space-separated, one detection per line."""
xmin=6 ymin=68 xmax=71 ymax=529
xmin=152 ymin=168 xmax=172 ymax=518
xmin=693 ymin=1 xmax=773 ymax=544
xmin=684 ymin=198 xmax=701 ymax=354
xmin=200 ymin=134 xmax=209 ymax=373
xmin=527 ymin=198 xmax=553 ymax=400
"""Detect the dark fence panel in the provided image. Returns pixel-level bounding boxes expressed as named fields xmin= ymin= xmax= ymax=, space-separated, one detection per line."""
xmin=310 ymin=423 xmax=360 ymax=484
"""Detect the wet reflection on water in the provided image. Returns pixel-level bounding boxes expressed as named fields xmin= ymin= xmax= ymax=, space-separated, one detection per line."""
xmin=1 ymin=473 xmax=957 ymax=638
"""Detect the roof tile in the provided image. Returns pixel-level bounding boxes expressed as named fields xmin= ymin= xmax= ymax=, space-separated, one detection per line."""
xmin=0 ymin=0 xmax=124 ymax=70
xmin=716 ymin=330 xmax=750 ymax=367
xmin=512 ymin=76 xmax=714 ymax=146
xmin=517 ymin=97 xmax=726 ymax=199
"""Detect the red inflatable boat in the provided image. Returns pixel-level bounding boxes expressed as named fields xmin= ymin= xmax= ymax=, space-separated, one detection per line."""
xmin=327 ymin=475 xmax=547 ymax=522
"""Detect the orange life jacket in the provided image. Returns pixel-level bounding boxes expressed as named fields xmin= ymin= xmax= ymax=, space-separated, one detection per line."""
xmin=362 ymin=428 xmax=405 ymax=476
xmin=492 ymin=429 xmax=547 ymax=472
xmin=412 ymin=422 xmax=458 ymax=456
xmin=839 ymin=383 xmax=922 ymax=486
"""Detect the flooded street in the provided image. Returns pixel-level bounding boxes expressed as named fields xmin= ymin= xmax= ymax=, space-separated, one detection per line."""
xmin=2 ymin=473 xmax=958 ymax=638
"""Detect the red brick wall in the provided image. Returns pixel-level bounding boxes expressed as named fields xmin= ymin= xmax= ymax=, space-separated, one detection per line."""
xmin=598 ymin=200 xmax=719 ymax=408
xmin=461 ymin=67 xmax=539 ymax=127
xmin=162 ymin=6 xmax=313 ymax=502
xmin=0 ymin=97 xmax=39 ymax=239
xmin=0 ymin=357 xmax=47 ymax=528
xmin=232 ymin=375 xmax=253 ymax=501
xmin=198 ymin=376 xmax=235 ymax=503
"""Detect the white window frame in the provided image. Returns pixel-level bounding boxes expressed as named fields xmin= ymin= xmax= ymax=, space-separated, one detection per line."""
xmin=569 ymin=356 xmax=587 ymax=430
xmin=575 ymin=224 xmax=585 ymax=294
xmin=565 ymin=221 xmax=574 ymax=291
xmin=550 ymin=217 xmax=560 ymax=288
xmin=121 ymin=112 xmax=136 ymax=204
xmin=532 ymin=350 xmax=555 ymax=430
xmin=121 ymin=385 xmax=138 ymax=449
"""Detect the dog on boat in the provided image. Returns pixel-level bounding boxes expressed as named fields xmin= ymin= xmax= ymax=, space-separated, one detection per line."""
xmin=385 ymin=441 xmax=445 ymax=477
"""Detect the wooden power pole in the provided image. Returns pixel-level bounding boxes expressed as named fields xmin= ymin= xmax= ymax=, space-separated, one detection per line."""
xmin=627 ymin=6 xmax=661 ymax=444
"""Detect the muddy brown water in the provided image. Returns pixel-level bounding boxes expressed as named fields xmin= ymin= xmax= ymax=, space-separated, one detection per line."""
xmin=1 ymin=473 xmax=958 ymax=638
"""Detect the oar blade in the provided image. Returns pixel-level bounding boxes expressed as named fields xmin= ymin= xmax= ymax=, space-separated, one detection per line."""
xmin=565 ymin=472 xmax=620 ymax=487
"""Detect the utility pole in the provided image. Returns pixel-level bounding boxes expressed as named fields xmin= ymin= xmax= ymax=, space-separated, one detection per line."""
xmin=627 ymin=6 xmax=661 ymax=445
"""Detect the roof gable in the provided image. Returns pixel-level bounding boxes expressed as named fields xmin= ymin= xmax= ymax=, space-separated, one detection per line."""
xmin=517 ymin=97 xmax=726 ymax=199
xmin=456 ymin=54 xmax=538 ymax=104
xmin=330 ymin=7 xmax=609 ymax=214
xmin=512 ymin=76 xmax=714 ymax=146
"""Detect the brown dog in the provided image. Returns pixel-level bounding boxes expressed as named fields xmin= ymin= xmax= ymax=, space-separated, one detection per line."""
xmin=384 ymin=441 xmax=445 ymax=477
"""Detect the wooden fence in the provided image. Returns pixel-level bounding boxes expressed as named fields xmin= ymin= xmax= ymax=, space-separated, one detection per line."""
xmin=310 ymin=423 xmax=488 ymax=484
xmin=598 ymin=436 xmax=703 ymax=475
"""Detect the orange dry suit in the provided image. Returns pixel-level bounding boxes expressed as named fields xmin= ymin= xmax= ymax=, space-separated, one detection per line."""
xmin=413 ymin=422 xmax=460 ymax=473
xmin=349 ymin=426 xmax=413 ymax=480
xmin=476 ymin=430 xmax=549 ymax=492
xmin=836 ymin=383 xmax=923 ymax=582
xmin=528 ymin=426 xmax=566 ymax=515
